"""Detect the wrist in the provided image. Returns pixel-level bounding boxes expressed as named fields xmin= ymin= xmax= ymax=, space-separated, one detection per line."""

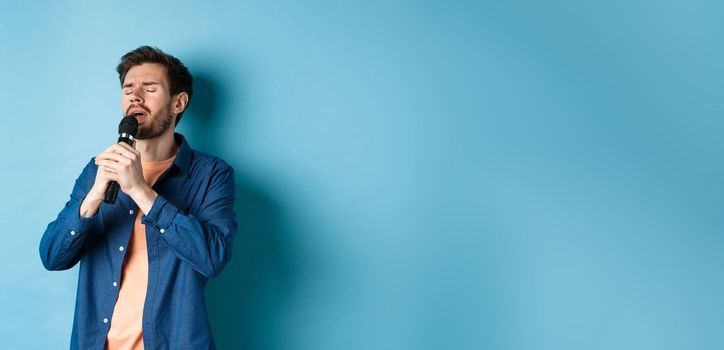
xmin=87 ymin=188 xmax=106 ymax=203
xmin=126 ymin=182 xmax=148 ymax=199
xmin=127 ymin=183 xmax=157 ymax=214
xmin=80 ymin=190 xmax=104 ymax=219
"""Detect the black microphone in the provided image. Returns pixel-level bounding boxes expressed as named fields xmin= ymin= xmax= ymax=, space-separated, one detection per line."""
xmin=103 ymin=116 xmax=139 ymax=204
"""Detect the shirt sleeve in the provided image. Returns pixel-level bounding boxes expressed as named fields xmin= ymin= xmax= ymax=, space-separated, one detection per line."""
xmin=141 ymin=160 xmax=237 ymax=278
xmin=39 ymin=159 xmax=103 ymax=271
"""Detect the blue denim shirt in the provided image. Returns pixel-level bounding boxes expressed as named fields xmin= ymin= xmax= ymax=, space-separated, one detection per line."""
xmin=39 ymin=133 xmax=237 ymax=350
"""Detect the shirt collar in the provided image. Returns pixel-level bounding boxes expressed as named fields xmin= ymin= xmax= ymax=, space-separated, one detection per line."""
xmin=172 ymin=132 xmax=193 ymax=177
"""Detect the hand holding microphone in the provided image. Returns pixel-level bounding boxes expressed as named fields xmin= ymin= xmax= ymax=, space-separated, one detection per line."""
xmin=101 ymin=116 xmax=139 ymax=204
xmin=80 ymin=116 xmax=141 ymax=217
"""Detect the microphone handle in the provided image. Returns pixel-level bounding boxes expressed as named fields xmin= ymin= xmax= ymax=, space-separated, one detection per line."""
xmin=103 ymin=182 xmax=121 ymax=204
xmin=103 ymin=135 xmax=135 ymax=204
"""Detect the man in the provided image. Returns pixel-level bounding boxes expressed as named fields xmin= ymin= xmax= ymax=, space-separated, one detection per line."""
xmin=39 ymin=46 xmax=237 ymax=350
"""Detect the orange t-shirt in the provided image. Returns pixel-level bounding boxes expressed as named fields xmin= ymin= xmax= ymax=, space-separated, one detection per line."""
xmin=105 ymin=154 xmax=176 ymax=350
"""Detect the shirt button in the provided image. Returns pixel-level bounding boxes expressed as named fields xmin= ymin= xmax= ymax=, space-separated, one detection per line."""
xmin=70 ymin=230 xmax=76 ymax=236
xmin=113 ymin=281 xmax=118 ymax=287
xmin=160 ymin=228 xmax=165 ymax=234
xmin=129 ymin=209 xmax=134 ymax=215
xmin=119 ymin=246 xmax=124 ymax=252
xmin=103 ymin=318 xmax=109 ymax=324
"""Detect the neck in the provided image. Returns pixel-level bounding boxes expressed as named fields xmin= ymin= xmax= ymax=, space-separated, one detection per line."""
xmin=135 ymin=128 xmax=177 ymax=162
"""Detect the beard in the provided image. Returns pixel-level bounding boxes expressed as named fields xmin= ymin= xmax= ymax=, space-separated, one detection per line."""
xmin=136 ymin=105 xmax=174 ymax=140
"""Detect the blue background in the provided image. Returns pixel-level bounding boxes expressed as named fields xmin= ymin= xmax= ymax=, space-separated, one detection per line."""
xmin=2 ymin=1 xmax=723 ymax=349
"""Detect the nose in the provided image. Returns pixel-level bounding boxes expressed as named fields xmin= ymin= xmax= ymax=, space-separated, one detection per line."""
xmin=128 ymin=88 xmax=144 ymax=103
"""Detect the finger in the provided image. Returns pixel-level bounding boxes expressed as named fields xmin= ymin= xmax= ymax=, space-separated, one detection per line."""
xmin=103 ymin=144 xmax=118 ymax=153
xmin=117 ymin=142 xmax=137 ymax=152
xmin=113 ymin=143 xmax=139 ymax=158
xmin=96 ymin=163 xmax=116 ymax=173
xmin=103 ymin=171 xmax=119 ymax=182
xmin=102 ymin=144 xmax=135 ymax=161
xmin=100 ymin=169 xmax=119 ymax=181
xmin=96 ymin=159 xmax=123 ymax=172
xmin=102 ymin=143 xmax=131 ymax=155
xmin=96 ymin=152 xmax=129 ymax=165
xmin=101 ymin=168 xmax=119 ymax=177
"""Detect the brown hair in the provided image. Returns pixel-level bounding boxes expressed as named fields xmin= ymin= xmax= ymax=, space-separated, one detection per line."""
xmin=116 ymin=46 xmax=193 ymax=125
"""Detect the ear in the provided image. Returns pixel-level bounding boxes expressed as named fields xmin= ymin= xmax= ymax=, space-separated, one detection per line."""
xmin=172 ymin=92 xmax=189 ymax=116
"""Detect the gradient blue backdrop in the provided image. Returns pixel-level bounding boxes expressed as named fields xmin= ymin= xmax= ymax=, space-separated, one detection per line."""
xmin=1 ymin=1 xmax=723 ymax=349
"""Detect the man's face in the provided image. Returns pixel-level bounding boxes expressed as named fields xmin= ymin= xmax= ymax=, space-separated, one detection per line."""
xmin=121 ymin=63 xmax=175 ymax=140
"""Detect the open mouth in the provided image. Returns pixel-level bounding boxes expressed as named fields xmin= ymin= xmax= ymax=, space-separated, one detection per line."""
xmin=127 ymin=107 xmax=149 ymax=121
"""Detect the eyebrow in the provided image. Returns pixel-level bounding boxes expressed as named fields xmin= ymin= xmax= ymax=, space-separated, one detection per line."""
xmin=123 ymin=81 xmax=161 ymax=88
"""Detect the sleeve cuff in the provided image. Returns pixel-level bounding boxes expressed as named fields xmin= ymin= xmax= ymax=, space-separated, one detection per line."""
xmin=65 ymin=198 xmax=99 ymax=234
xmin=141 ymin=194 xmax=179 ymax=228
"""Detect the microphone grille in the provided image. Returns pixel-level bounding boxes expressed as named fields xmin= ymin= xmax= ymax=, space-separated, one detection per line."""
xmin=119 ymin=116 xmax=139 ymax=136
